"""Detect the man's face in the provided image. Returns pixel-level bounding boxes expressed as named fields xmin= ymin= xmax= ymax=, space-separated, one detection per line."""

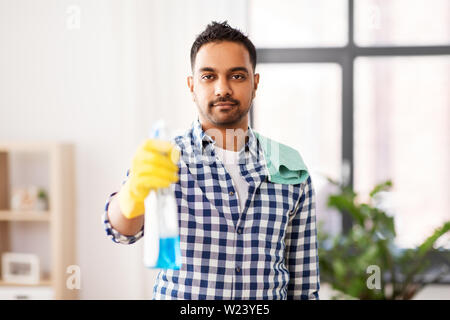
xmin=187 ymin=41 xmax=259 ymax=129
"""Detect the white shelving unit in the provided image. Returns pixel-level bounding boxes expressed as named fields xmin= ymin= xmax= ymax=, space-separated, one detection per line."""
xmin=0 ymin=142 xmax=77 ymax=299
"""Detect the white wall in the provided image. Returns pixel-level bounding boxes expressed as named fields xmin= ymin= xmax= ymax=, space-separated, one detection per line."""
xmin=134 ymin=0 xmax=249 ymax=299
xmin=0 ymin=0 xmax=248 ymax=299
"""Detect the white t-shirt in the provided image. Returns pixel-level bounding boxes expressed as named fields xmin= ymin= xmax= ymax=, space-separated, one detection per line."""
xmin=214 ymin=146 xmax=249 ymax=212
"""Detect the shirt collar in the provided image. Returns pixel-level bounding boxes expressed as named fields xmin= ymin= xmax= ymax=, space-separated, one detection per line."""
xmin=191 ymin=117 xmax=262 ymax=163
xmin=192 ymin=117 xmax=214 ymax=150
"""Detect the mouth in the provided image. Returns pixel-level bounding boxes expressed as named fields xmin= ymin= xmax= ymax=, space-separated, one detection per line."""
xmin=213 ymin=103 xmax=237 ymax=109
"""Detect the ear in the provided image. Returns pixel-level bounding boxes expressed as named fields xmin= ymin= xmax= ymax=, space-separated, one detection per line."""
xmin=253 ymin=73 xmax=260 ymax=90
xmin=252 ymin=73 xmax=260 ymax=99
xmin=187 ymin=75 xmax=194 ymax=92
xmin=187 ymin=75 xmax=195 ymax=101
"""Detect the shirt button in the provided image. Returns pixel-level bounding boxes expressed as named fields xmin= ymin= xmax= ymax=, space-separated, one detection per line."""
xmin=237 ymin=228 xmax=242 ymax=234
xmin=229 ymin=191 xmax=234 ymax=196
xmin=236 ymin=267 xmax=241 ymax=273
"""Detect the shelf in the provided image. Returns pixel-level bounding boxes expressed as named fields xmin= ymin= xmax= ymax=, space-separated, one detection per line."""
xmin=0 ymin=279 xmax=52 ymax=287
xmin=0 ymin=210 xmax=51 ymax=221
xmin=0 ymin=142 xmax=76 ymax=299
xmin=0 ymin=142 xmax=60 ymax=153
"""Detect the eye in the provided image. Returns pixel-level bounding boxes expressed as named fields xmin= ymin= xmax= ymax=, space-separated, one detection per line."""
xmin=231 ymin=74 xmax=246 ymax=80
xmin=201 ymin=74 xmax=215 ymax=80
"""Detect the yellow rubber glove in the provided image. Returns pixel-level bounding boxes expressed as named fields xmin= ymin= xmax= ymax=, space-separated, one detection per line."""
xmin=118 ymin=139 xmax=180 ymax=219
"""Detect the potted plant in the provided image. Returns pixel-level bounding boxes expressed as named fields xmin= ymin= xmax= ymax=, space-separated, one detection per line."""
xmin=36 ymin=188 xmax=48 ymax=211
xmin=319 ymin=179 xmax=450 ymax=299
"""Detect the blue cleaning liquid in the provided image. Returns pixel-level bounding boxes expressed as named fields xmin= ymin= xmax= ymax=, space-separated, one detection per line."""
xmin=154 ymin=236 xmax=182 ymax=269
xmin=143 ymin=120 xmax=182 ymax=270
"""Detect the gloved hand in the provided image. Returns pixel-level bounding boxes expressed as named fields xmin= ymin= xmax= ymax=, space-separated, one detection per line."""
xmin=118 ymin=139 xmax=180 ymax=219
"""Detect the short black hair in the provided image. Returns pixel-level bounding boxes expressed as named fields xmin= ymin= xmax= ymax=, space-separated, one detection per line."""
xmin=190 ymin=21 xmax=257 ymax=73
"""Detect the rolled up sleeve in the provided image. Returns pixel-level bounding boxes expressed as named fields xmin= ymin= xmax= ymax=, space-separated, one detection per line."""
xmin=102 ymin=169 xmax=144 ymax=245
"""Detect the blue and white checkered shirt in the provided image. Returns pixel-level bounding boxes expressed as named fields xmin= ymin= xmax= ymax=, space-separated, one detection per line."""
xmin=103 ymin=119 xmax=320 ymax=300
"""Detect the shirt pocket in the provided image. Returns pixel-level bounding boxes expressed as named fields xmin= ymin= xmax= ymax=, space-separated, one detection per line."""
xmin=256 ymin=208 xmax=289 ymax=247
xmin=253 ymin=182 xmax=299 ymax=247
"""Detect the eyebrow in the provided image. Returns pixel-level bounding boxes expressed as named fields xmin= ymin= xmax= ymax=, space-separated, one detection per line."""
xmin=198 ymin=67 xmax=250 ymax=75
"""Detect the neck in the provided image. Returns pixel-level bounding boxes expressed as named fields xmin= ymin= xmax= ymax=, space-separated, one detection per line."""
xmin=200 ymin=117 xmax=249 ymax=152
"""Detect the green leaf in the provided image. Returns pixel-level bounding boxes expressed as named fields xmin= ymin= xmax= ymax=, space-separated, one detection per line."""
xmin=328 ymin=194 xmax=365 ymax=226
xmin=397 ymin=221 xmax=450 ymax=297
xmin=417 ymin=221 xmax=450 ymax=257
xmin=369 ymin=180 xmax=392 ymax=198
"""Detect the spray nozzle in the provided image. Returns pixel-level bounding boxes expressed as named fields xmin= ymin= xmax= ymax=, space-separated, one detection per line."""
xmin=150 ymin=119 xmax=168 ymax=140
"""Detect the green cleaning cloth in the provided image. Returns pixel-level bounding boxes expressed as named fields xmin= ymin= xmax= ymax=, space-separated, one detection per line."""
xmin=254 ymin=131 xmax=309 ymax=185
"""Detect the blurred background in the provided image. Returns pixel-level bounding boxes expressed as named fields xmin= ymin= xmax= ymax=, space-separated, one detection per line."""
xmin=0 ymin=0 xmax=449 ymax=299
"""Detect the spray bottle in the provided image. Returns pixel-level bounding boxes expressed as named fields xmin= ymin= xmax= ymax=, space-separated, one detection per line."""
xmin=143 ymin=120 xmax=181 ymax=269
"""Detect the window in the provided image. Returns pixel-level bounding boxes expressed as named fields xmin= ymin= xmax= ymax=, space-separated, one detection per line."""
xmin=354 ymin=0 xmax=450 ymax=46
xmin=354 ymin=56 xmax=450 ymax=248
xmin=250 ymin=0 xmax=450 ymax=248
xmin=252 ymin=63 xmax=343 ymax=236
xmin=249 ymin=0 xmax=348 ymax=48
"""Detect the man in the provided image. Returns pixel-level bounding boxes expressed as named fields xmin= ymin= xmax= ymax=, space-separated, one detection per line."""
xmin=103 ymin=21 xmax=319 ymax=300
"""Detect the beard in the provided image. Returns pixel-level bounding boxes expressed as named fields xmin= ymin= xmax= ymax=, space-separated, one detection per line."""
xmin=196 ymin=96 xmax=253 ymax=127
xmin=208 ymin=104 xmax=247 ymax=125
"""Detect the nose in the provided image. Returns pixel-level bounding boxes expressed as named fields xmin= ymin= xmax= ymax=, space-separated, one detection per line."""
xmin=214 ymin=77 xmax=233 ymax=97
